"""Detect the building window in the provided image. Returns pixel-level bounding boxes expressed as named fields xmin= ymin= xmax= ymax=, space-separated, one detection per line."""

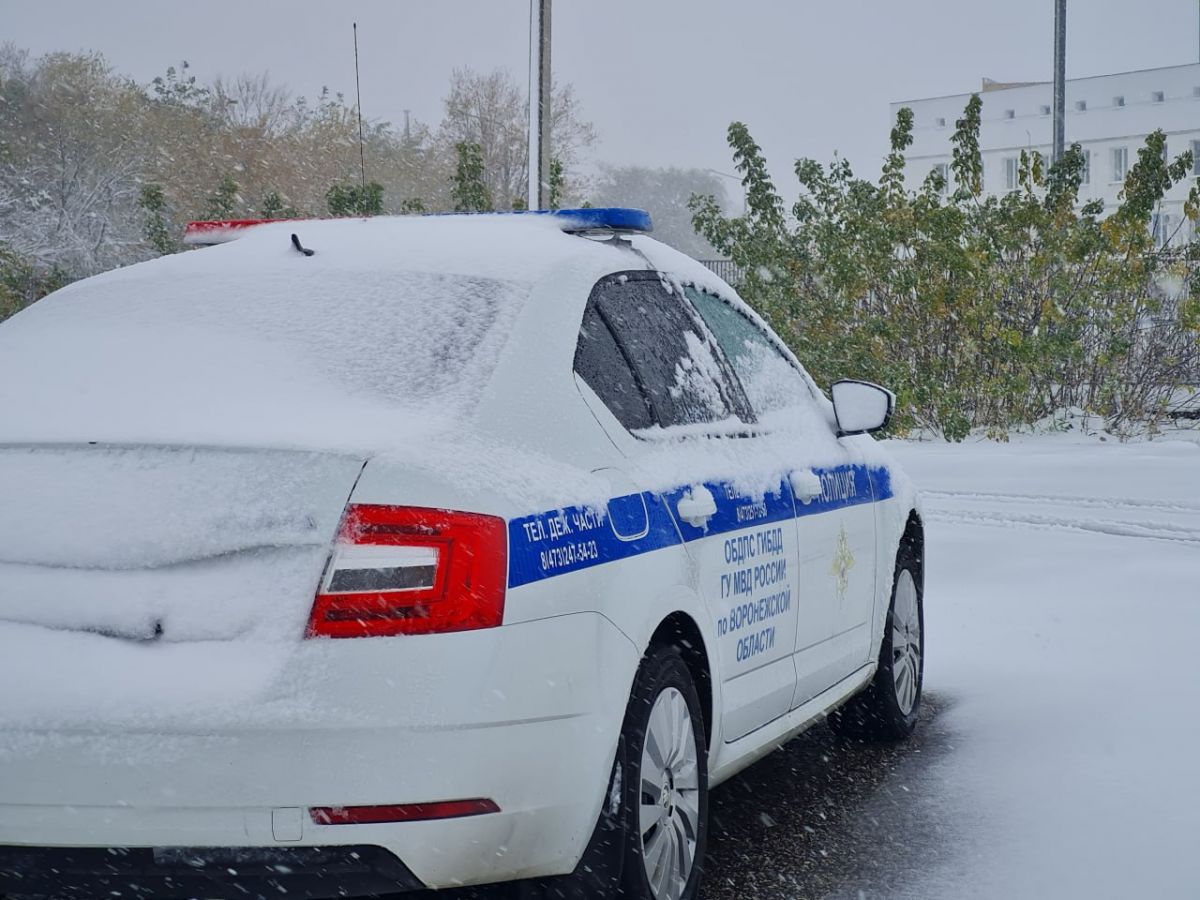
xmin=933 ymin=162 xmax=949 ymax=194
xmin=1113 ymin=95 xmax=1125 ymax=107
xmin=1040 ymin=104 xmax=1051 ymax=115
xmin=1111 ymin=146 xmax=1129 ymax=182
xmin=1074 ymin=100 xmax=1087 ymax=111
xmin=1004 ymin=157 xmax=1020 ymax=191
xmin=1151 ymin=90 xmax=1165 ymax=103
xmin=1151 ymin=213 xmax=1174 ymax=248
xmin=935 ymin=116 xmax=946 ymax=128
xmin=1192 ymin=140 xmax=1200 ymax=176
xmin=1081 ymin=149 xmax=1091 ymax=185
xmin=1003 ymin=109 xmax=1015 ymax=119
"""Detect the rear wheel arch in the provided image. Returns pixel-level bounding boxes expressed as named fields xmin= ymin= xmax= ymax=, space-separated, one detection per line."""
xmin=647 ymin=612 xmax=713 ymax=748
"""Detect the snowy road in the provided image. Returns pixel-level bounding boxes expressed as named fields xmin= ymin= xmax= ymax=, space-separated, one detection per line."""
xmin=703 ymin=434 xmax=1200 ymax=899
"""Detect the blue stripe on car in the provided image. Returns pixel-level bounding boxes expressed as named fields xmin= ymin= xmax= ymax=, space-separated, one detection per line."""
xmin=507 ymin=463 xmax=893 ymax=588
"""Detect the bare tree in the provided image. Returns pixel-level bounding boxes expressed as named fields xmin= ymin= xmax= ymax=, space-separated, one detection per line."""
xmin=0 ymin=49 xmax=148 ymax=274
xmin=438 ymin=68 xmax=596 ymax=209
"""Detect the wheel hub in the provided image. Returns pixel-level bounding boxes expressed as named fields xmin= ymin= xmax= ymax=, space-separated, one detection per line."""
xmin=891 ymin=568 xmax=922 ymax=716
xmin=640 ymin=686 xmax=700 ymax=900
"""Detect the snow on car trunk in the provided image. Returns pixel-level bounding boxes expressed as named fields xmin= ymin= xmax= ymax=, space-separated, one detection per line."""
xmin=0 ymin=444 xmax=364 ymax=730
xmin=0 ymin=444 xmax=363 ymax=641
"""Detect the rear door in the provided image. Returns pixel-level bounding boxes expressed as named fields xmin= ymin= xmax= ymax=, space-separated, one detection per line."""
xmin=682 ymin=286 xmax=879 ymax=706
xmin=577 ymin=271 xmax=801 ymax=742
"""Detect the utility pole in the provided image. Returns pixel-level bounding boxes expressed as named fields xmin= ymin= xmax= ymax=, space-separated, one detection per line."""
xmin=1052 ymin=0 xmax=1066 ymax=164
xmin=527 ymin=0 xmax=552 ymax=210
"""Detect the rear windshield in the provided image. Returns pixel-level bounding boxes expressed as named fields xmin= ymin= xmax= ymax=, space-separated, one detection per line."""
xmin=5 ymin=267 xmax=528 ymax=410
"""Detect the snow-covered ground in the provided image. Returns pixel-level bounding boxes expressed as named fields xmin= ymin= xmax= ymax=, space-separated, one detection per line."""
xmin=882 ymin=431 xmax=1200 ymax=898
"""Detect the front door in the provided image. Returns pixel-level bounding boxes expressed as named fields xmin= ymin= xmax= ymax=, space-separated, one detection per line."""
xmin=681 ymin=285 xmax=879 ymax=708
xmin=789 ymin=450 xmax=879 ymax=704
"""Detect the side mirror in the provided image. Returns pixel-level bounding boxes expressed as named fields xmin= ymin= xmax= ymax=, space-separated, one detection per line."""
xmin=831 ymin=379 xmax=895 ymax=436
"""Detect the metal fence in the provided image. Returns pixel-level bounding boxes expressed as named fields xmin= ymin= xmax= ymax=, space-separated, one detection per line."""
xmin=698 ymin=259 xmax=745 ymax=285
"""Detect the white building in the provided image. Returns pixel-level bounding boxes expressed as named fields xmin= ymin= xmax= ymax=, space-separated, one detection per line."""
xmin=892 ymin=63 xmax=1200 ymax=246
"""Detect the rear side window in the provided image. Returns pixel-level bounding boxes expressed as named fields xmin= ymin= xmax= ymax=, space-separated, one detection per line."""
xmin=685 ymin=286 xmax=811 ymax=417
xmin=574 ymin=306 xmax=653 ymax=430
xmin=582 ymin=272 xmax=752 ymax=430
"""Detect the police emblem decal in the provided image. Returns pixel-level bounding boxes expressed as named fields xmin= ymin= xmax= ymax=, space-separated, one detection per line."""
xmin=830 ymin=524 xmax=855 ymax=601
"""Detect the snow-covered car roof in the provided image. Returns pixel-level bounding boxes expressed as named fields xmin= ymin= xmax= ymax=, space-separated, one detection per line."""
xmin=0 ymin=215 xmax=662 ymax=451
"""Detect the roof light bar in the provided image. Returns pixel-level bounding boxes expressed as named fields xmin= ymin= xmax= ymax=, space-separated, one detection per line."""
xmin=541 ymin=207 xmax=653 ymax=233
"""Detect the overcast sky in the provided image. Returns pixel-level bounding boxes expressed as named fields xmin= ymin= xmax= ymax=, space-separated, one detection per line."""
xmin=4 ymin=0 xmax=1199 ymax=190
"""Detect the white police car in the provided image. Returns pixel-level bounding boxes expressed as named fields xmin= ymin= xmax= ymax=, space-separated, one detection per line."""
xmin=0 ymin=209 xmax=923 ymax=900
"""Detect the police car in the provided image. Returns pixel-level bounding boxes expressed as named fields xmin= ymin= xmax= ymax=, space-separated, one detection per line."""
xmin=0 ymin=209 xmax=923 ymax=900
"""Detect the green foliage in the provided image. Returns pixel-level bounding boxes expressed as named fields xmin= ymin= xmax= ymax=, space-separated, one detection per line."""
xmin=138 ymin=183 xmax=176 ymax=256
xmin=149 ymin=61 xmax=209 ymax=107
xmin=325 ymin=182 xmax=384 ymax=217
xmin=399 ymin=197 xmax=427 ymax=215
xmin=0 ymin=245 xmax=69 ymax=323
xmin=692 ymin=98 xmax=1200 ymax=439
xmin=950 ymin=94 xmax=983 ymax=199
xmin=451 ymin=141 xmax=493 ymax=212
xmin=548 ymin=158 xmax=565 ymax=210
xmin=260 ymin=190 xmax=301 ymax=219
xmin=203 ymin=173 xmax=240 ymax=219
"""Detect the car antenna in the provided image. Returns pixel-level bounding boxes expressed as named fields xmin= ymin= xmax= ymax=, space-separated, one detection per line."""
xmin=291 ymin=233 xmax=315 ymax=257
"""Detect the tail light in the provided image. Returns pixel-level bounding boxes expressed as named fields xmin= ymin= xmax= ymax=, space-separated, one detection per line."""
xmin=306 ymin=505 xmax=507 ymax=639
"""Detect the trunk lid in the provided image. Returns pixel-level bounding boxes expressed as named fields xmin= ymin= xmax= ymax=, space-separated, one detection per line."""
xmin=0 ymin=443 xmax=364 ymax=643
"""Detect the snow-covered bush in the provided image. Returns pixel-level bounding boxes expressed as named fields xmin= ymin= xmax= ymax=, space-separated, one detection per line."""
xmin=0 ymin=48 xmax=596 ymax=309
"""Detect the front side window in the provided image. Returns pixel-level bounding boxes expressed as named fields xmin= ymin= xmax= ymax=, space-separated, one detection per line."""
xmin=586 ymin=272 xmax=753 ymax=431
xmin=684 ymin=286 xmax=812 ymax=420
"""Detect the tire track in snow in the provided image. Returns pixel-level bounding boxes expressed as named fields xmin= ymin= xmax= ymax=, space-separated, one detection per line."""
xmin=925 ymin=506 xmax=1200 ymax=546
xmin=923 ymin=489 xmax=1200 ymax=515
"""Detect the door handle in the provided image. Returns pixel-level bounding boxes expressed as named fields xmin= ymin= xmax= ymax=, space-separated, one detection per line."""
xmin=790 ymin=469 xmax=823 ymax=504
xmin=676 ymin=486 xmax=718 ymax=527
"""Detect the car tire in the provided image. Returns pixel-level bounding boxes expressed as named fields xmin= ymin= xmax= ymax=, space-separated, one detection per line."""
xmin=829 ymin=541 xmax=923 ymax=741
xmin=618 ymin=645 xmax=708 ymax=900
xmin=514 ymin=646 xmax=708 ymax=900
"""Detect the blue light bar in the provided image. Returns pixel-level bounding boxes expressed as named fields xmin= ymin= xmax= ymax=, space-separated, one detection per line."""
xmin=547 ymin=207 xmax=653 ymax=233
xmin=426 ymin=207 xmax=653 ymax=233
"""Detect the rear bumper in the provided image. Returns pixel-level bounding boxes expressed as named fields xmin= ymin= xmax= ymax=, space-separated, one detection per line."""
xmin=0 ymin=612 xmax=639 ymax=890
xmin=0 ymin=844 xmax=423 ymax=899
